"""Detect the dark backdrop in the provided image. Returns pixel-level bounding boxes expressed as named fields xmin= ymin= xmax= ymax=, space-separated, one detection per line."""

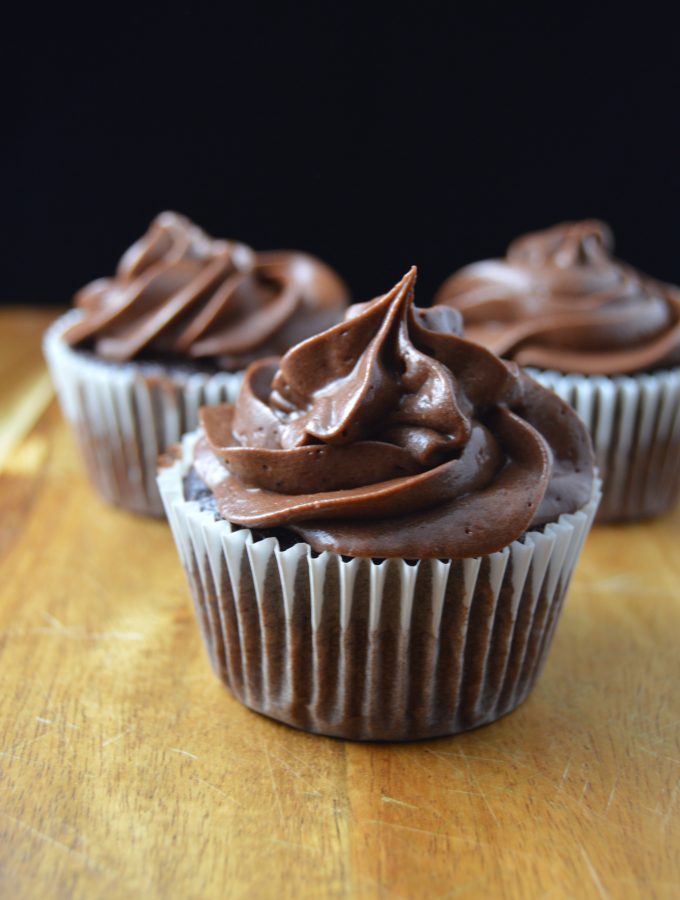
xmin=4 ymin=5 xmax=680 ymax=305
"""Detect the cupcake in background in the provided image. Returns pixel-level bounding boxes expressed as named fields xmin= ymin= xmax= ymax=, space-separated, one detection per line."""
xmin=43 ymin=212 xmax=349 ymax=517
xmin=158 ymin=268 xmax=600 ymax=741
xmin=436 ymin=220 xmax=680 ymax=522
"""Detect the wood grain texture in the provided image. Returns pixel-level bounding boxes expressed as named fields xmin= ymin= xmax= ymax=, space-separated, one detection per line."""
xmin=0 ymin=308 xmax=678 ymax=900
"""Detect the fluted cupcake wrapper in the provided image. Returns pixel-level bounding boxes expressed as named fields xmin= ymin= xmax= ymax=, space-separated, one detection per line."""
xmin=531 ymin=367 xmax=680 ymax=523
xmin=158 ymin=432 xmax=601 ymax=741
xmin=43 ymin=311 xmax=244 ymax=517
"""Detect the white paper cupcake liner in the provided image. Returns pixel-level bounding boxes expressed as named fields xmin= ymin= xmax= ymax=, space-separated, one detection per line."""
xmin=43 ymin=311 xmax=245 ymax=517
xmin=158 ymin=431 xmax=601 ymax=741
xmin=531 ymin=367 xmax=680 ymax=523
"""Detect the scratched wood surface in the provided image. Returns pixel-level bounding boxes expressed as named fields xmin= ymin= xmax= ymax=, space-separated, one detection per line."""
xmin=0 ymin=307 xmax=679 ymax=900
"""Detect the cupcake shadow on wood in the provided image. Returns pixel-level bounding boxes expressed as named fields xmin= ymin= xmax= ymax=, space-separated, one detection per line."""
xmin=159 ymin=268 xmax=600 ymax=741
xmin=435 ymin=220 xmax=680 ymax=523
xmin=44 ymin=212 xmax=350 ymax=516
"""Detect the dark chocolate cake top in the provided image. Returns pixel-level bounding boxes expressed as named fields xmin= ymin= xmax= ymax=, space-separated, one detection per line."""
xmin=64 ymin=212 xmax=349 ymax=371
xmin=435 ymin=220 xmax=680 ymax=375
xmin=193 ymin=267 xmax=594 ymax=559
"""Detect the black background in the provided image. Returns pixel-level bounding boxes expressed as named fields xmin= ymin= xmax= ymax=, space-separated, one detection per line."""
xmin=4 ymin=5 xmax=680 ymax=306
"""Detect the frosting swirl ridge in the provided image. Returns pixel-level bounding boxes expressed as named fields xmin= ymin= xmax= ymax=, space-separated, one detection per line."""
xmin=435 ymin=220 xmax=680 ymax=375
xmin=195 ymin=267 xmax=594 ymax=558
xmin=65 ymin=212 xmax=350 ymax=370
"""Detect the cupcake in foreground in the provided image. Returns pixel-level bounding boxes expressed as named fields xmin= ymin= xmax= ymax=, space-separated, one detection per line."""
xmin=43 ymin=212 xmax=349 ymax=516
xmin=158 ymin=267 xmax=600 ymax=741
xmin=436 ymin=220 xmax=680 ymax=522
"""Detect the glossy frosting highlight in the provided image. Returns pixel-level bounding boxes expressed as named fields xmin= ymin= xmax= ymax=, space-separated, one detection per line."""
xmin=194 ymin=268 xmax=594 ymax=558
xmin=435 ymin=220 xmax=680 ymax=375
xmin=65 ymin=212 xmax=350 ymax=371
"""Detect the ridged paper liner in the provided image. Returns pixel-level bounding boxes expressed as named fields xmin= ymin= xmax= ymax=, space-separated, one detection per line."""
xmin=43 ymin=311 xmax=244 ymax=517
xmin=158 ymin=431 xmax=601 ymax=741
xmin=531 ymin=367 xmax=680 ymax=523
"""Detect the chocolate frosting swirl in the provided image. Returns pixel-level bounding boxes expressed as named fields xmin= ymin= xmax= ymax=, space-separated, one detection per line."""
xmin=435 ymin=220 xmax=680 ymax=375
xmin=194 ymin=268 xmax=594 ymax=558
xmin=64 ymin=212 xmax=350 ymax=371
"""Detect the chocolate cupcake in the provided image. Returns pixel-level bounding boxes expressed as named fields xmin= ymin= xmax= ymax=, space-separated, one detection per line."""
xmin=436 ymin=221 xmax=680 ymax=522
xmin=158 ymin=268 xmax=600 ymax=741
xmin=44 ymin=212 xmax=349 ymax=516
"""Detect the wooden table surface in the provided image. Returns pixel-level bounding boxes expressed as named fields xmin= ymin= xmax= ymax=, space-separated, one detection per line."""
xmin=1 ymin=307 xmax=679 ymax=900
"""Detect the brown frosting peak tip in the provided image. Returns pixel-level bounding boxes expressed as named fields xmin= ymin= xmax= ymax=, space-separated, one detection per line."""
xmin=65 ymin=212 xmax=349 ymax=370
xmin=507 ymin=219 xmax=614 ymax=269
xmin=435 ymin=219 xmax=680 ymax=375
xmin=195 ymin=271 xmax=595 ymax=559
xmin=115 ymin=211 xmax=253 ymax=281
